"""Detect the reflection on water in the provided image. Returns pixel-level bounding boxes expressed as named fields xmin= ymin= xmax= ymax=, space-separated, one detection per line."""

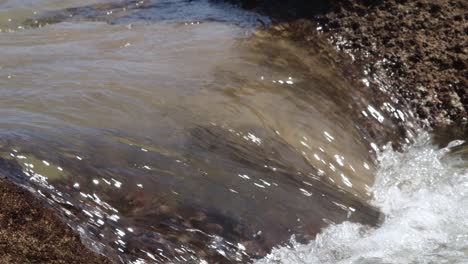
xmin=0 ymin=0 xmax=415 ymax=263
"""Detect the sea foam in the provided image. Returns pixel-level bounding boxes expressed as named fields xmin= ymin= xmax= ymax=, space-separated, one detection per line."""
xmin=257 ymin=133 xmax=468 ymax=264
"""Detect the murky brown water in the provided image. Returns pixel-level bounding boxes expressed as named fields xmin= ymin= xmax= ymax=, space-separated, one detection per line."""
xmin=0 ymin=0 xmax=415 ymax=263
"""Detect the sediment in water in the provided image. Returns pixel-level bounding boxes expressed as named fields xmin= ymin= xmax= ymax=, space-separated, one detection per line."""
xmin=0 ymin=0 xmax=465 ymax=262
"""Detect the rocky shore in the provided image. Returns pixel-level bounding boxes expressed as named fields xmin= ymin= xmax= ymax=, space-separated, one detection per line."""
xmin=228 ymin=0 xmax=467 ymax=128
xmin=321 ymin=0 xmax=467 ymax=127
xmin=0 ymin=177 xmax=110 ymax=263
xmin=0 ymin=0 xmax=465 ymax=263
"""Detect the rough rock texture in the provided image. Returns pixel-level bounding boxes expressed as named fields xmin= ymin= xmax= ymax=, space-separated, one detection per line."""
xmin=0 ymin=178 xmax=110 ymax=264
xmin=320 ymin=0 xmax=467 ymax=127
xmin=225 ymin=0 xmax=467 ymax=127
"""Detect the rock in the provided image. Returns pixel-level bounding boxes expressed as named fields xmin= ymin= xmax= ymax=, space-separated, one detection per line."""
xmin=0 ymin=177 xmax=110 ymax=263
xmin=227 ymin=0 xmax=467 ymax=127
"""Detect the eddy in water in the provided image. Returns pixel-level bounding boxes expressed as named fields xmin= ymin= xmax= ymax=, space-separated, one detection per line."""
xmin=0 ymin=0 xmax=419 ymax=263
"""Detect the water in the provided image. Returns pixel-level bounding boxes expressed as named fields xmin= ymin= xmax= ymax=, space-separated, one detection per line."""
xmin=1 ymin=0 xmax=459 ymax=263
xmin=257 ymin=134 xmax=468 ymax=264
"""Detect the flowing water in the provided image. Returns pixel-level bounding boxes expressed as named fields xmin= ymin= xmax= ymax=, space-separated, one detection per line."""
xmin=0 ymin=0 xmax=465 ymax=263
xmin=257 ymin=133 xmax=468 ymax=264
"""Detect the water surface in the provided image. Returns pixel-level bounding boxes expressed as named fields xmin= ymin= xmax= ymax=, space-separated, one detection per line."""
xmin=0 ymin=0 xmax=418 ymax=263
xmin=258 ymin=132 xmax=468 ymax=264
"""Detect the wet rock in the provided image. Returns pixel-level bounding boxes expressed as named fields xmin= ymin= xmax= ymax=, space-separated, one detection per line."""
xmin=227 ymin=0 xmax=467 ymax=127
xmin=318 ymin=0 xmax=468 ymax=127
xmin=217 ymin=0 xmax=339 ymax=20
xmin=0 ymin=176 xmax=110 ymax=264
xmin=22 ymin=0 xmax=266 ymax=28
xmin=205 ymin=223 xmax=224 ymax=234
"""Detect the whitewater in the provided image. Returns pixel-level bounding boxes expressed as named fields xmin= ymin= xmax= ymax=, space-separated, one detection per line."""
xmin=258 ymin=133 xmax=468 ymax=264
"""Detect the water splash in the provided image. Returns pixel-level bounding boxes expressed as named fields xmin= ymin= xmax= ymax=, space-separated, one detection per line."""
xmin=257 ymin=133 xmax=468 ymax=264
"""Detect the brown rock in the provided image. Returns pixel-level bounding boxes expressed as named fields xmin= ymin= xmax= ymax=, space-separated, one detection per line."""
xmin=0 ymin=177 xmax=110 ymax=264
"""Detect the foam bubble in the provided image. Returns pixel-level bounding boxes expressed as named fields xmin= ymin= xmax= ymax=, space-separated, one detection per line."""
xmin=257 ymin=133 xmax=468 ymax=264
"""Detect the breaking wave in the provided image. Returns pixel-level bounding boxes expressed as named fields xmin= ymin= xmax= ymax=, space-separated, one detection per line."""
xmin=257 ymin=133 xmax=468 ymax=264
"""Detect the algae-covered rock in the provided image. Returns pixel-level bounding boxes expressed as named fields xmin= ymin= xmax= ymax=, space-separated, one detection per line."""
xmin=0 ymin=175 xmax=110 ymax=264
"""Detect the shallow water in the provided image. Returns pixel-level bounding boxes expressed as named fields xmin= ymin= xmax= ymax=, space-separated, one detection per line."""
xmin=0 ymin=0 xmax=426 ymax=263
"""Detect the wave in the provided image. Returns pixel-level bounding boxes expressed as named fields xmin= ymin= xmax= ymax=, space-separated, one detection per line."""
xmin=257 ymin=133 xmax=468 ymax=264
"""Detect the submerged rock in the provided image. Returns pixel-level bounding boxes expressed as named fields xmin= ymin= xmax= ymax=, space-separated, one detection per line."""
xmin=22 ymin=0 xmax=267 ymax=28
xmin=3 ymin=0 xmax=464 ymax=262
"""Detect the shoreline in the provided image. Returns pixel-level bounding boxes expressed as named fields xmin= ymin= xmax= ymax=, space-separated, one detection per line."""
xmin=228 ymin=0 xmax=467 ymax=128
xmin=320 ymin=0 xmax=467 ymax=127
xmin=0 ymin=0 xmax=465 ymax=262
xmin=0 ymin=176 xmax=110 ymax=263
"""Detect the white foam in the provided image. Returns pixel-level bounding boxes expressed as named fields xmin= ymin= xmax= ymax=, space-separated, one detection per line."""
xmin=257 ymin=133 xmax=468 ymax=264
